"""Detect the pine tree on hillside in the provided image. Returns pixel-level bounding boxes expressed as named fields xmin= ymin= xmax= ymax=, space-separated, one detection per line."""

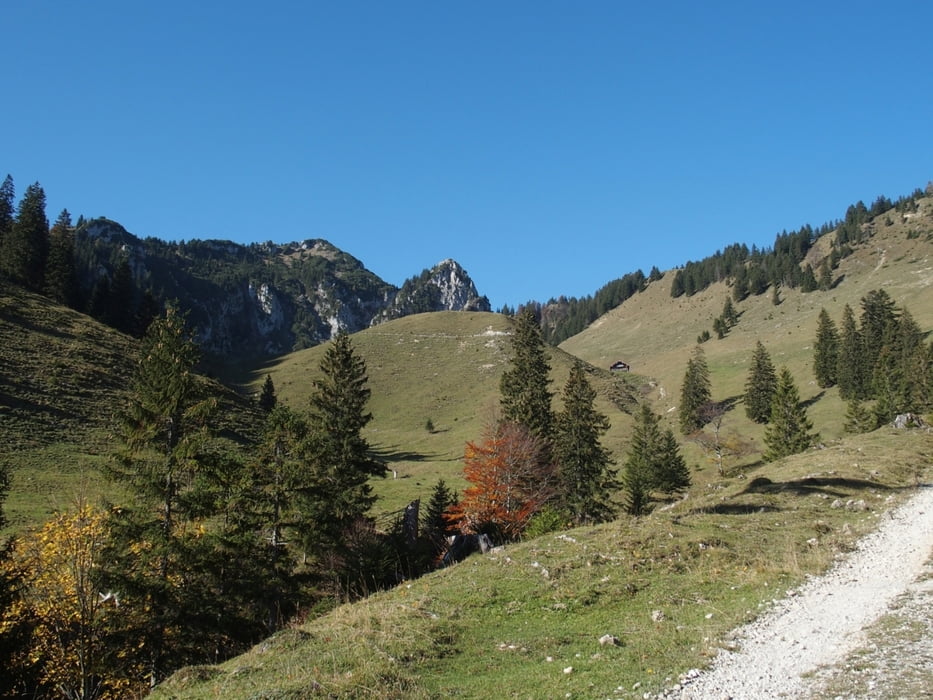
xmin=103 ymin=303 xmax=221 ymax=687
xmin=109 ymin=259 xmax=135 ymax=334
xmin=258 ymin=373 xmax=277 ymax=412
xmin=860 ymin=289 xmax=898 ymax=371
xmin=812 ymin=308 xmax=839 ymax=388
xmin=722 ymin=297 xmax=738 ymax=327
xmin=1 ymin=182 xmax=49 ymax=290
xmin=624 ymin=404 xmax=689 ymax=515
xmin=45 ymin=209 xmax=78 ymax=307
xmin=422 ymin=478 xmax=459 ymax=555
xmin=680 ymin=345 xmax=712 ymax=434
xmin=836 ymin=304 xmax=864 ymax=399
xmin=553 ymin=361 xmax=618 ymax=525
xmin=297 ymin=333 xmax=385 ymax=566
xmin=818 ymin=259 xmax=833 ymax=291
xmin=0 ymin=174 xmax=13 ymax=249
xmin=872 ymin=309 xmax=926 ymax=420
xmin=763 ymin=367 xmax=817 ymax=461
xmin=500 ymin=307 xmax=554 ymax=445
xmin=744 ymin=340 xmax=777 ymax=423
xmin=843 ymin=399 xmax=877 ymax=434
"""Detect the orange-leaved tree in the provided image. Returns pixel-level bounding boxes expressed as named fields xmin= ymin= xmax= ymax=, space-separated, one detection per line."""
xmin=447 ymin=421 xmax=554 ymax=543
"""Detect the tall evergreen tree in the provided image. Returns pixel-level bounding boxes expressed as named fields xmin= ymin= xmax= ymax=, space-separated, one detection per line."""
xmin=499 ymin=307 xmax=554 ymax=445
xmin=297 ymin=334 xmax=385 ymax=569
xmin=679 ymin=345 xmax=712 ymax=434
xmin=2 ymin=182 xmax=49 ymax=290
xmin=763 ymin=367 xmax=817 ymax=461
xmin=232 ymin=404 xmax=309 ymax=630
xmin=744 ymin=340 xmax=777 ymax=423
xmin=422 ymin=478 xmax=459 ymax=556
xmin=258 ymin=373 xmax=277 ymax=412
xmin=836 ymin=304 xmax=865 ymax=399
xmin=45 ymin=209 xmax=78 ymax=307
xmin=553 ymin=362 xmax=617 ymax=524
xmin=623 ymin=404 xmax=689 ymax=515
xmin=817 ymin=259 xmax=833 ymax=291
xmin=872 ymin=309 xmax=926 ymax=420
xmin=109 ymin=259 xmax=135 ymax=334
xmin=102 ymin=304 xmax=222 ymax=687
xmin=812 ymin=308 xmax=839 ymax=388
xmin=859 ymin=289 xmax=898 ymax=368
xmin=0 ymin=174 xmax=13 ymax=249
xmin=721 ymin=297 xmax=738 ymax=327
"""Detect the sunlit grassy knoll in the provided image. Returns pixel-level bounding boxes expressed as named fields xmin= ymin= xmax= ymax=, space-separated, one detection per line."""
xmin=251 ymin=311 xmax=641 ymax=515
xmin=153 ymin=427 xmax=932 ymax=699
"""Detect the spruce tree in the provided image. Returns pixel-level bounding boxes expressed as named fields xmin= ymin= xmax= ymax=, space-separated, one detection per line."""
xmin=859 ymin=289 xmax=898 ymax=368
xmin=744 ymin=340 xmax=777 ymax=423
xmin=818 ymin=259 xmax=833 ymax=291
xmin=553 ymin=362 xmax=617 ymax=524
xmin=500 ymin=307 xmax=554 ymax=445
xmin=722 ymin=297 xmax=738 ymax=327
xmin=623 ymin=404 xmax=689 ymax=515
xmin=812 ymin=308 xmax=839 ymax=388
xmin=843 ymin=399 xmax=876 ymax=434
xmin=0 ymin=174 xmax=13 ymax=249
xmin=298 ymin=333 xmax=385 ymax=567
xmin=837 ymin=304 xmax=866 ymax=400
xmin=2 ymin=182 xmax=49 ymax=290
xmin=258 ymin=373 xmax=277 ymax=412
xmin=763 ymin=367 xmax=817 ymax=461
xmin=103 ymin=303 xmax=221 ymax=687
xmin=421 ymin=478 xmax=459 ymax=554
xmin=109 ymin=258 xmax=135 ymax=333
xmin=680 ymin=345 xmax=712 ymax=434
xmin=45 ymin=209 xmax=78 ymax=307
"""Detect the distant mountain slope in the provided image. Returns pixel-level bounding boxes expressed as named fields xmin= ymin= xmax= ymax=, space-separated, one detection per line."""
xmin=74 ymin=219 xmax=490 ymax=361
xmin=560 ymin=193 xmax=933 ymax=444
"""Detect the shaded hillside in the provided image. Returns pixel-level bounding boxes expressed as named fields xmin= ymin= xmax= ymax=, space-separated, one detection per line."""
xmin=251 ymin=310 xmax=641 ymax=515
xmin=0 ymin=282 xmax=264 ymax=532
xmin=0 ymin=280 xmax=137 ymax=452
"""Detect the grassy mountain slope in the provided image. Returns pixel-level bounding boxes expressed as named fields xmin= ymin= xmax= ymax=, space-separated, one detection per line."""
xmin=247 ymin=310 xmax=640 ymax=516
xmin=152 ymin=195 xmax=933 ymax=698
xmin=153 ymin=429 xmax=931 ymax=699
xmin=0 ymin=281 xmax=138 ymax=531
xmin=561 ymin=196 xmax=933 ymax=463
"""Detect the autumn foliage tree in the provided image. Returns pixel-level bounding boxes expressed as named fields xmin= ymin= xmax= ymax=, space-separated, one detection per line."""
xmin=0 ymin=505 xmax=140 ymax=700
xmin=448 ymin=421 xmax=554 ymax=543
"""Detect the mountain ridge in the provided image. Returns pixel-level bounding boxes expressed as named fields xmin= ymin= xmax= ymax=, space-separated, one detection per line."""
xmin=74 ymin=218 xmax=490 ymax=361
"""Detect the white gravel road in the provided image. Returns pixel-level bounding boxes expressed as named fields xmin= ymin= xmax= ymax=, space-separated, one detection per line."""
xmin=661 ymin=484 xmax=933 ymax=699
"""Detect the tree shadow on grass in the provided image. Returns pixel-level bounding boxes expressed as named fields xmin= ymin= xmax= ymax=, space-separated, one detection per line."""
xmin=740 ymin=475 xmax=893 ymax=498
xmin=801 ymin=391 xmax=826 ymax=409
xmin=690 ymin=503 xmax=781 ymax=516
xmin=370 ymin=444 xmax=442 ymax=465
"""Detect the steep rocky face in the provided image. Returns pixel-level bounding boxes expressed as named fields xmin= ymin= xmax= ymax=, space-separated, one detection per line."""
xmin=73 ymin=219 xmax=489 ymax=359
xmin=377 ymin=258 xmax=491 ymax=322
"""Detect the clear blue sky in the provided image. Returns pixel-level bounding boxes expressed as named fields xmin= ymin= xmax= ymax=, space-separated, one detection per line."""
xmin=3 ymin=1 xmax=931 ymax=309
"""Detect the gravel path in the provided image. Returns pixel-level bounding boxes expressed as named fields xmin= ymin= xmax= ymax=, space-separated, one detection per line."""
xmin=662 ymin=484 xmax=933 ymax=699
